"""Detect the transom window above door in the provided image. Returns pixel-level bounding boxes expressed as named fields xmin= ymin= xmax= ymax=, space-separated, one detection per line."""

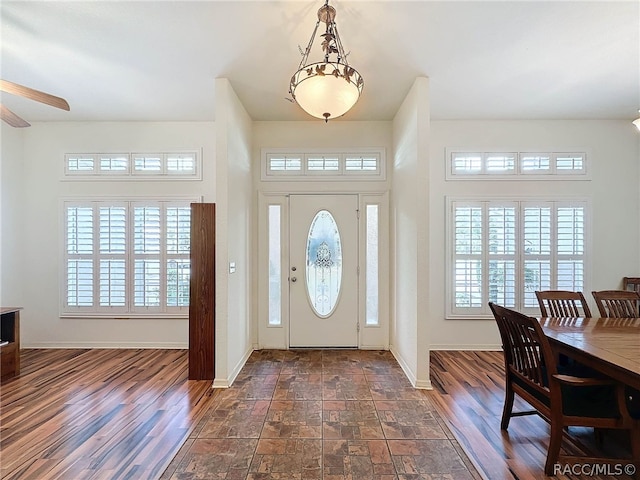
xmin=261 ymin=148 xmax=385 ymax=180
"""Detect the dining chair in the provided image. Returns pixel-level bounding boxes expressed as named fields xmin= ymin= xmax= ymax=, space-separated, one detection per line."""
xmin=535 ymin=290 xmax=591 ymax=317
xmin=591 ymin=290 xmax=640 ymax=318
xmin=623 ymin=277 xmax=640 ymax=293
xmin=489 ymin=302 xmax=637 ymax=475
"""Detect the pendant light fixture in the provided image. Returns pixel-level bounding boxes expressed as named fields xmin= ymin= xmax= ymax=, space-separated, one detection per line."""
xmin=289 ymin=0 xmax=363 ymax=122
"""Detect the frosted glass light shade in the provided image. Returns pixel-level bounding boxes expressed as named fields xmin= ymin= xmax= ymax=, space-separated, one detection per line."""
xmin=634 ymin=117 xmax=640 ymax=131
xmin=291 ymin=62 xmax=363 ymax=121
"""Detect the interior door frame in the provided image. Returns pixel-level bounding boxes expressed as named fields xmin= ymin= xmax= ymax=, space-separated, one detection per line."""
xmin=256 ymin=190 xmax=390 ymax=350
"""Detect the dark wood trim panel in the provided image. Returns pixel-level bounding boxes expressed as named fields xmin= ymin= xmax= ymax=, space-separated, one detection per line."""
xmin=189 ymin=202 xmax=215 ymax=380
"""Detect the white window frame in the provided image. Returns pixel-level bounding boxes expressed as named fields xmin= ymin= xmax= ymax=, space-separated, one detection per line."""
xmin=61 ymin=196 xmax=199 ymax=318
xmin=64 ymin=150 xmax=202 ymax=180
xmin=446 ymin=149 xmax=589 ymax=180
xmin=262 ymin=148 xmax=385 ymax=181
xmin=445 ymin=196 xmax=590 ymax=319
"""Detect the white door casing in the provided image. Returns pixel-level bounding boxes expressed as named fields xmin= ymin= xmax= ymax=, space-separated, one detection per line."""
xmin=288 ymin=194 xmax=358 ymax=347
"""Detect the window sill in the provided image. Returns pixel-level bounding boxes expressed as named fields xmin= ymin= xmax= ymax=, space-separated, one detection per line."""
xmin=60 ymin=313 xmax=188 ymax=320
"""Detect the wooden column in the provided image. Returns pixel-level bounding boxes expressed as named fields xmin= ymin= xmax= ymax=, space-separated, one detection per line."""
xmin=189 ymin=203 xmax=215 ymax=380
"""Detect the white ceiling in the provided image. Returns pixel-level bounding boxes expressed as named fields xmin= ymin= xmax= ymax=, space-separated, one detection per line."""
xmin=1 ymin=1 xmax=638 ymax=124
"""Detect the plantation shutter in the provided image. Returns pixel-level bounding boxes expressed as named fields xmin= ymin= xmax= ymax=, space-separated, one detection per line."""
xmin=99 ymin=205 xmax=127 ymax=308
xmin=66 ymin=206 xmax=94 ymax=307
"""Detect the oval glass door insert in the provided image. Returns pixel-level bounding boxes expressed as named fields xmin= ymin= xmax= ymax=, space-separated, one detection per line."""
xmin=306 ymin=210 xmax=342 ymax=317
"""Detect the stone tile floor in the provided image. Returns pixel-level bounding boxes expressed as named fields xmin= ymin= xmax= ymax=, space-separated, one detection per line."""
xmin=161 ymin=350 xmax=483 ymax=479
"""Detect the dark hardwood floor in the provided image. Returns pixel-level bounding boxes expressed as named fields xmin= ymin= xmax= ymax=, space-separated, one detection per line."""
xmin=1 ymin=349 xmax=634 ymax=479
xmin=0 ymin=349 xmax=215 ymax=480
xmin=427 ymin=350 xmax=635 ymax=480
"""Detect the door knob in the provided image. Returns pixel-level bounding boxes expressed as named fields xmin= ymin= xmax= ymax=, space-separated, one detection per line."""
xmin=291 ymin=277 xmax=297 ymax=282
xmin=291 ymin=266 xmax=297 ymax=271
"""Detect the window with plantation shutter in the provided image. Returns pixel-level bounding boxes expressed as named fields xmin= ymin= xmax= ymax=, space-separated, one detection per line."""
xmin=99 ymin=205 xmax=127 ymax=308
xmin=447 ymin=150 xmax=587 ymax=179
xmin=557 ymin=206 xmax=585 ymax=292
xmin=447 ymin=198 xmax=589 ymax=318
xmin=520 ymin=153 xmax=551 ymax=173
xmin=99 ymin=155 xmax=129 ymax=173
xmin=452 ymin=153 xmax=482 ymax=175
xmin=266 ymin=154 xmax=303 ymax=173
xmin=166 ymin=153 xmax=196 ymax=174
xmin=133 ymin=154 xmax=163 ymax=173
xmin=63 ymin=199 xmax=195 ymax=317
xmin=345 ymin=155 xmax=379 ymax=172
xmin=64 ymin=151 xmax=200 ymax=179
xmin=555 ymin=153 xmax=585 ymax=172
xmin=66 ymin=155 xmax=96 ymax=173
xmin=262 ymin=149 xmax=385 ymax=179
xmin=133 ymin=205 xmax=161 ymax=309
xmin=453 ymin=204 xmax=483 ymax=308
xmin=66 ymin=206 xmax=94 ymax=307
xmin=488 ymin=205 xmax=517 ymax=307
xmin=166 ymin=207 xmax=191 ymax=308
xmin=306 ymin=155 xmax=340 ymax=172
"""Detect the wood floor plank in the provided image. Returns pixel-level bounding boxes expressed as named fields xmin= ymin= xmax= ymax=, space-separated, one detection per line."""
xmin=3 ymin=349 xmax=633 ymax=479
xmin=0 ymin=349 xmax=214 ymax=480
xmin=427 ymin=350 xmax=635 ymax=480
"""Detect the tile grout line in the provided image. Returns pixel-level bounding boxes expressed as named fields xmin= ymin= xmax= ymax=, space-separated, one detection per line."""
xmin=168 ymin=350 xmax=482 ymax=479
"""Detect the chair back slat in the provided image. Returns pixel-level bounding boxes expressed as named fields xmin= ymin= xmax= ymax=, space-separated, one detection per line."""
xmin=592 ymin=290 xmax=640 ymax=318
xmin=535 ymin=290 xmax=591 ymax=318
xmin=623 ymin=276 xmax=640 ymax=293
xmin=548 ymin=299 xmax=579 ymax=317
xmin=490 ymin=302 xmax=554 ymax=394
xmin=489 ymin=301 xmax=636 ymax=477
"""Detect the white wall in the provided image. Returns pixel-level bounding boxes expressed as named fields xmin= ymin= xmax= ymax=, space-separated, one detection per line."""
xmin=19 ymin=122 xmax=215 ymax=347
xmin=391 ymin=78 xmax=431 ymax=388
xmin=428 ymin=120 xmax=640 ymax=349
xmin=5 ymin=88 xmax=638 ymax=385
xmin=213 ymin=79 xmax=254 ymax=387
xmin=1 ymin=124 xmax=25 ymax=308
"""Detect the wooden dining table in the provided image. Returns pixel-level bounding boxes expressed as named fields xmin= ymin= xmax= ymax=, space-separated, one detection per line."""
xmin=538 ymin=316 xmax=640 ymax=391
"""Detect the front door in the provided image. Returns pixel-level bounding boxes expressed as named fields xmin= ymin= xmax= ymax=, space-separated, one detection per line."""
xmin=289 ymin=194 xmax=358 ymax=347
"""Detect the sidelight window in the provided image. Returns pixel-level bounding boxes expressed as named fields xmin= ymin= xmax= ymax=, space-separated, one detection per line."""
xmin=365 ymin=205 xmax=379 ymax=325
xmin=268 ymin=205 xmax=282 ymax=325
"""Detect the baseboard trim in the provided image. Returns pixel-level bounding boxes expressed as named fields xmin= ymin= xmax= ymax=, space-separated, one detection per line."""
xmin=211 ymin=347 xmax=254 ymax=389
xmin=389 ymin=347 xmax=417 ymax=387
xmin=212 ymin=379 xmax=229 ymax=388
xmin=414 ymin=378 xmax=433 ymax=390
xmin=430 ymin=344 xmax=502 ymax=351
xmin=22 ymin=342 xmax=188 ymax=349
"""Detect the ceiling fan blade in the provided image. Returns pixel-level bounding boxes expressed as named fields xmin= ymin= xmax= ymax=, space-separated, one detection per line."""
xmin=0 ymin=79 xmax=70 ymax=111
xmin=0 ymin=104 xmax=31 ymax=127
